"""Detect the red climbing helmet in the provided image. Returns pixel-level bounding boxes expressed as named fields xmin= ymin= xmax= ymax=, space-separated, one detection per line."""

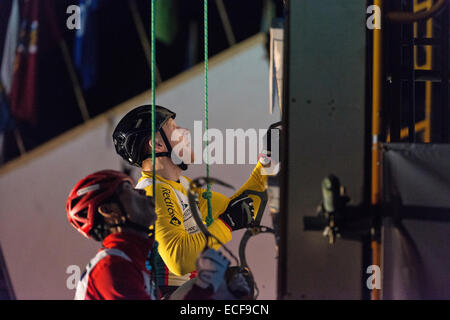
xmin=66 ymin=170 xmax=134 ymax=239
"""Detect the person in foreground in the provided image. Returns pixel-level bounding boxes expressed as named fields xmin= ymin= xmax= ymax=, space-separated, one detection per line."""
xmin=112 ymin=105 xmax=268 ymax=296
xmin=66 ymin=169 xmax=231 ymax=300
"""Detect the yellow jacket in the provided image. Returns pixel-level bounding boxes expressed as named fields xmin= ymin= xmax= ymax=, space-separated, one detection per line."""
xmin=136 ymin=162 xmax=268 ymax=279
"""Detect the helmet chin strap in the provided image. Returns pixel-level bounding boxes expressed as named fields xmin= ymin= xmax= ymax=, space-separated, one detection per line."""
xmin=109 ymin=195 xmax=154 ymax=236
xmin=146 ymin=128 xmax=188 ymax=171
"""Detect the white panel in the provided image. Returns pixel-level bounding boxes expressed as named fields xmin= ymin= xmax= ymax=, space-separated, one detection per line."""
xmin=0 ymin=41 xmax=280 ymax=299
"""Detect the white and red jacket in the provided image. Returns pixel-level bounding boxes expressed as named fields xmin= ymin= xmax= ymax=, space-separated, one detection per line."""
xmin=75 ymin=232 xmax=212 ymax=300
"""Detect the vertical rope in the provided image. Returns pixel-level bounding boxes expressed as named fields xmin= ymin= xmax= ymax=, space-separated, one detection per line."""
xmin=151 ymin=0 xmax=156 ymax=198
xmin=148 ymin=2 xmax=157 ymax=295
xmin=203 ymin=0 xmax=213 ymax=227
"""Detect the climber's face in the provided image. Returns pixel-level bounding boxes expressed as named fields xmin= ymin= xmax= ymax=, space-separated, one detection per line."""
xmin=163 ymin=118 xmax=195 ymax=165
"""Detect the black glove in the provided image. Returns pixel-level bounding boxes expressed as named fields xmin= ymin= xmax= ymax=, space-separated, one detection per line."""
xmin=218 ymin=195 xmax=254 ymax=231
xmin=226 ymin=266 xmax=253 ymax=299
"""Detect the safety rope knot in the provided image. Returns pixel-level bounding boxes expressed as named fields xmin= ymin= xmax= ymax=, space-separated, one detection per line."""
xmin=202 ymin=190 xmax=214 ymax=226
xmin=201 ymin=190 xmax=212 ymax=200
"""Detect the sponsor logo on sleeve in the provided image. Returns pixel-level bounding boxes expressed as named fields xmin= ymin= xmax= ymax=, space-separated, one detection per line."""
xmin=162 ymin=187 xmax=182 ymax=226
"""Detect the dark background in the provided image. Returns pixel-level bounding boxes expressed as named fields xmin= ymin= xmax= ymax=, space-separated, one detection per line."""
xmin=0 ymin=0 xmax=285 ymax=164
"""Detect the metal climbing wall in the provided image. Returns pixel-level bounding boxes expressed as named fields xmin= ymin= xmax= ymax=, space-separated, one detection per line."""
xmin=279 ymin=0 xmax=369 ymax=299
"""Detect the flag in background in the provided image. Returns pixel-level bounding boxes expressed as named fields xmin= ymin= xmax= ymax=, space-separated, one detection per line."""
xmin=261 ymin=0 xmax=276 ymax=33
xmin=1 ymin=0 xmax=20 ymax=95
xmin=156 ymin=0 xmax=178 ymax=46
xmin=0 ymin=0 xmax=19 ymax=163
xmin=0 ymin=83 xmax=15 ymax=132
xmin=9 ymin=0 xmax=40 ymax=124
xmin=0 ymin=83 xmax=15 ymax=164
xmin=74 ymin=0 xmax=100 ymax=90
xmin=0 ymin=1 xmax=14 ymax=55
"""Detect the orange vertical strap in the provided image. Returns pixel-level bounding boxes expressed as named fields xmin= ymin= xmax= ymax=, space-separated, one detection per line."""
xmin=371 ymin=0 xmax=383 ymax=301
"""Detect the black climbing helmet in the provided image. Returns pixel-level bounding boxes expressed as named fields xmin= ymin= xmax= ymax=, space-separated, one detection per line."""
xmin=113 ymin=105 xmax=179 ymax=167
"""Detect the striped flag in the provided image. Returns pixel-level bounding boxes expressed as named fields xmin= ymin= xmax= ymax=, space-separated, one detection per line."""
xmin=0 ymin=83 xmax=15 ymax=164
xmin=74 ymin=0 xmax=100 ymax=90
xmin=0 ymin=0 xmax=20 ymax=95
xmin=9 ymin=0 xmax=40 ymax=124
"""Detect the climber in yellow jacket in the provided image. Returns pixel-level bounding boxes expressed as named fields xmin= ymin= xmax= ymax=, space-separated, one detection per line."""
xmin=113 ymin=105 xmax=268 ymax=296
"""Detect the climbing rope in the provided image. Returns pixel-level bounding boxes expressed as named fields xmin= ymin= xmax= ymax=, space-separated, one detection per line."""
xmin=147 ymin=0 xmax=157 ymax=291
xmin=203 ymin=0 xmax=214 ymax=227
xmin=150 ymin=0 xmax=213 ymax=226
xmin=151 ymin=0 xmax=156 ymax=198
